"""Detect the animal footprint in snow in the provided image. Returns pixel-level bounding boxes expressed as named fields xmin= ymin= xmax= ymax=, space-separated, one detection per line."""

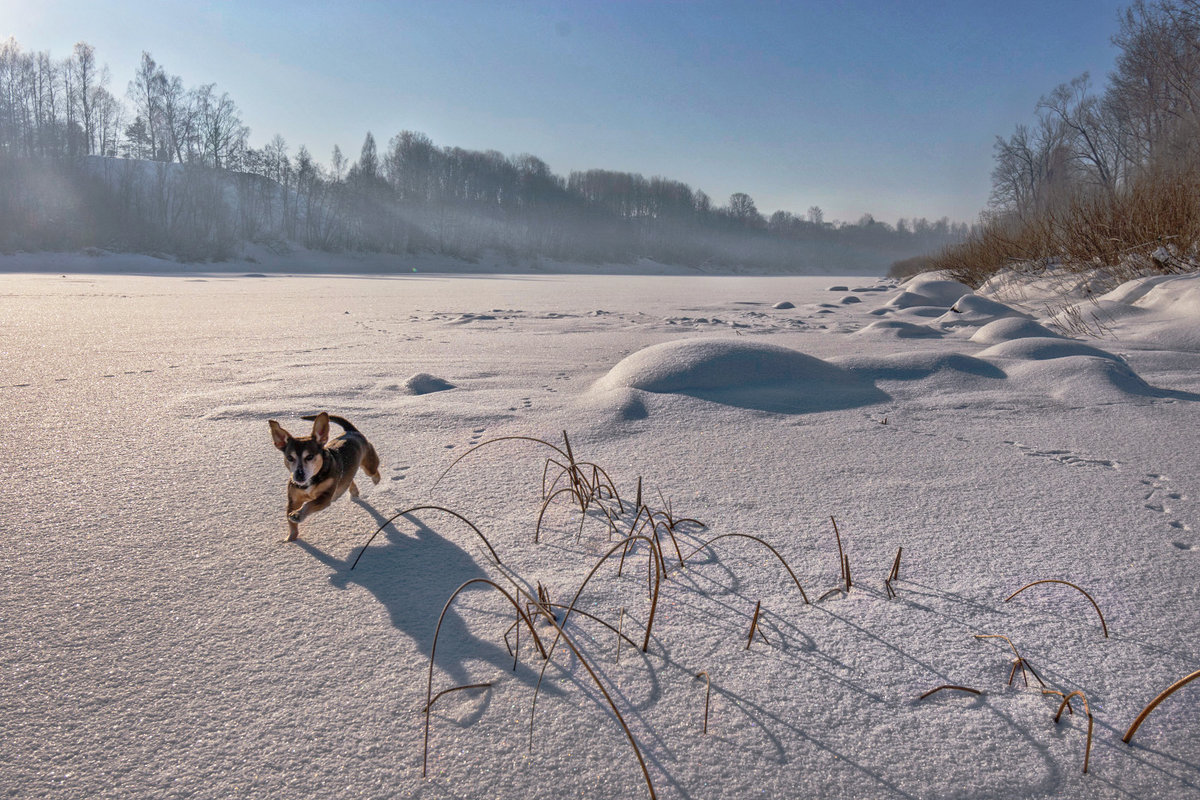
xmin=1005 ymin=441 xmax=1119 ymax=469
xmin=1140 ymin=473 xmax=1192 ymax=534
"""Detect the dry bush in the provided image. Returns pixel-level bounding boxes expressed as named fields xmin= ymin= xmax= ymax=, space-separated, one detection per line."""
xmin=931 ymin=168 xmax=1200 ymax=288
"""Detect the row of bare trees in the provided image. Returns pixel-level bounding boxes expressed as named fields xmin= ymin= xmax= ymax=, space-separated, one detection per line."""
xmin=0 ymin=38 xmax=247 ymax=168
xmin=946 ymin=1 xmax=1200 ymax=283
xmin=1 ymin=37 xmax=966 ymax=269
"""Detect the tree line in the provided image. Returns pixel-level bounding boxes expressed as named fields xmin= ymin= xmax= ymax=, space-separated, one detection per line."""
xmin=933 ymin=0 xmax=1200 ymax=284
xmin=0 ymin=37 xmax=966 ymax=270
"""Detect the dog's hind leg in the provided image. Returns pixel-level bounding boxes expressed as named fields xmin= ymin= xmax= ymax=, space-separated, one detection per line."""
xmin=349 ymin=481 xmax=360 ymax=498
xmin=363 ymin=443 xmax=382 ymax=485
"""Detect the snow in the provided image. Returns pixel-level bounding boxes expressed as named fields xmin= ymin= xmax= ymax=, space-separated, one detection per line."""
xmin=3 ymin=258 xmax=1200 ymax=799
xmin=969 ymin=317 xmax=1063 ymax=345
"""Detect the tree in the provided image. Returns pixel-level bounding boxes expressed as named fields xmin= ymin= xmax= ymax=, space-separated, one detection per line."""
xmin=330 ymin=144 xmax=346 ymax=182
xmin=192 ymin=83 xmax=246 ymax=169
xmin=354 ymin=131 xmax=378 ymax=182
xmin=727 ymin=192 xmax=763 ymax=227
xmin=127 ymin=52 xmax=164 ymax=160
xmin=1037 ymin=73 xmax=1119 ymax=195
xmin=807 ymin=205 xmax=824 ymax=225
xmin=69 ymin=42 xmax=104 ymax=154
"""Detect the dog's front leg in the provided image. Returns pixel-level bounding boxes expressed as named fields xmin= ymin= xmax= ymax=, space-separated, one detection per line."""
xmin=285 ymin=488 xmax=307 ymax=541
xmin=288 ymin=502 xmax=313 ymax=525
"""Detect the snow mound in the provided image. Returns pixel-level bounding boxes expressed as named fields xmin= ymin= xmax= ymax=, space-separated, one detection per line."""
xmin=837 ymin=350 xmax=1005 ymax=381
xmin=592 ymin=338 xmax=886 ymax=413
xmin=936 ymin=294 xmax=1030 ymax=327
xmin=1053 ymin=273 xmax=1200 ymax=352
xmin=394 ymin=373 xmax=456 ymax=394
xmin=1098 ymin=274 xmax=1179 ymax=305
xmin=1004 ymin=355 xmax=1164 ymax=404
xmin=772 ymin=300 xmax=795 ymax=309
xmin=854 ymin=320 xmax=943 ymax=339
xmin=886 ymin=277 xmax=974 ymax=309
xmin=969 ymin=317 xmax=1062 ymax=344
xmin=975 ymin=337 xmax=1123 ymax=363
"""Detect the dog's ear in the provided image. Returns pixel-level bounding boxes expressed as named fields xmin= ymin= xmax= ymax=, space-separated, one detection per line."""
xmin=268 ymin=420 xmax=290 ymax=451
xmin=310 ymin=412 xmax=330 ymax=445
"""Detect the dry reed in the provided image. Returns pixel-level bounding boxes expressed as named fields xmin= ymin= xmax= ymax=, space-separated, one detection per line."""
xmin=746 ymin=600 xmax=763 ymax=649
xmin=973 ymin=634 xmax=1046 ymax=689
xmin=918 ymin=685 xmax=982 ymax=700
xmin=830 ymin=516 xmax=847 ymax=589
xmin=351 ymin=504 xmax=502 ymax=570
xmin=424 ymin=579 xmax=547 ymax=777
xmin=1053 ymin=690 xmax=1094 ymax=774
xmin=1005 ymin=579 xmax=1109 ymax=638
xmin=521 ymin=537 xmax=665 ymax=798
xmin=424 ymin=682 xmax=492 ymax=713
xmin=682 ymin=533 xmax=810 ymax=605
xmin=1122 ymin=668 xmax=1200 ymax=745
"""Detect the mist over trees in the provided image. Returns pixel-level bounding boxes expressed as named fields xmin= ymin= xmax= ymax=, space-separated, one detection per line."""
xmin=1 ymin=37 xmax=966 ymax=271
xmin=936 ymin=0 xmax=1200 ymax=283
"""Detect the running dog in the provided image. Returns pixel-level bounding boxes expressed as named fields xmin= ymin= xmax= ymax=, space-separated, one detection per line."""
xmin=268 ymin=412 xmax=381 ymax=541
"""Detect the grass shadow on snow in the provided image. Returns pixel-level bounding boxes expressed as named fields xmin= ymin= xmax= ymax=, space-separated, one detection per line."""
xmin=298 ymin=502 xmax=551 ymax=692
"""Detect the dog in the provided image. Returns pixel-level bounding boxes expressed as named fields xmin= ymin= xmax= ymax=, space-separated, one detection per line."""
xmin=268 ymin=412 xmax=381 ymax=541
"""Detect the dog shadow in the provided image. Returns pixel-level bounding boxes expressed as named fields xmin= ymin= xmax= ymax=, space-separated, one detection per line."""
xmin=297 ymin=499 xmax=552 ymax=692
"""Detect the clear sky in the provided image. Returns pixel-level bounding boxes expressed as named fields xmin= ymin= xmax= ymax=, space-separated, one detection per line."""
xmin=4 ymin=0 xmax=1131 ymax=224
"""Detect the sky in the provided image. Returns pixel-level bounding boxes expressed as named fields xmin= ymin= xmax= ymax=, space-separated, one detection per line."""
xmin=3 ymin=0 xmax=1132 ymax=224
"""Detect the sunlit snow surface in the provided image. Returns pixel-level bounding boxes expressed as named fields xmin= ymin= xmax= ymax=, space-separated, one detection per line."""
xmin=3 ymin=267 xmax=1200 ymax=799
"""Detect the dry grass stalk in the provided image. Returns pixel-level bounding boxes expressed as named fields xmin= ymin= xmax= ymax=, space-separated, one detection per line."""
xmin=1122 ymin=668 xmax=1200 ymax=745
xmin=918 ymin=685 xmax=982 ymax=700
xmin=682 ymin=533 xmax=810 ymax=605
xmin=817 ymin=588 xmax=843 ymax=602
xmin=524 ymin=603 xmax=639 ymax=652
xmin=884 ymin=579 xmax=895 ymax=600
xmin=831 ymin=516 xmax=847 ymax=588
xmin=973 ymin=634 xmax=1046 ymax=689
xmin=352 ymin=504 xmax=503 ymax=570
xmin=523 ymin=538 xmax=665 ymax=799
xmin=424 ymin=682 xmax=492 ymax=713
xmin=1042 ymin=689 xmax=1075 ymax=715
xmin=434 ymin=432 xmax=623 ymax=530
xmin=890 ymin=547 xmax=903 ymax=582
xmin=503 ymin=609 xmax=521 ymax=670
xmin=424 ymin=578 xmax=547 ymax=777
xmin=695 ymin=672 xmax=712 ymax=734
xmin=1053 ymin=690 xmax=1094 ymax=774
xmin=1005 ymin=579 xmax=1109 ymax=638
xmin=844 ymin=554 xmax=852 ymax=592
xmin=616 ymin=607 xmax=626 ymax=664
xmin=746 ymin=600 xmax=763 ymax=650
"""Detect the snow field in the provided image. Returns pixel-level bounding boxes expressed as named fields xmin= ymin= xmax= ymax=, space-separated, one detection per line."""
xmin=2 ymin=267 xmax=1199 ymax=798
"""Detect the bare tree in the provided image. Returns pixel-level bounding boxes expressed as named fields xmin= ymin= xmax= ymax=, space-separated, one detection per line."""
xmin=127 ymin=52 xmax=165 ymax=159
xmin=192 ymin=83 xmax=247 ymax=169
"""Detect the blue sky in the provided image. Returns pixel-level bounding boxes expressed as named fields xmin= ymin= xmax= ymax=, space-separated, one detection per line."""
xmin=4 ymin=0 xmax=1131 ymax=224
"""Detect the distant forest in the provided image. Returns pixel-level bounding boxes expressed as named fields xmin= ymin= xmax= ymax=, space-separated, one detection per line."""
xmin=0 ymin=38 xmax=967 ymax=271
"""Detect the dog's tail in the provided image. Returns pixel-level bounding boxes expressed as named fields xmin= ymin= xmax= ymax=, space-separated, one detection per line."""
xmin=302 ymin=413 xmax=359 ymax=433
